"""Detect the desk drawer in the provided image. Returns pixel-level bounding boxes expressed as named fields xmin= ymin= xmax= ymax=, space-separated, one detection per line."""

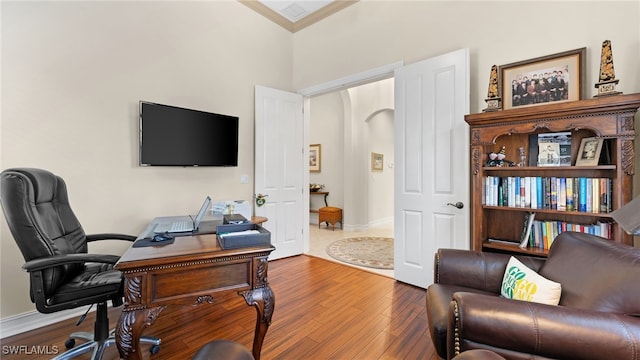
xmin=149 ymin=259 xmax=251 ymax=304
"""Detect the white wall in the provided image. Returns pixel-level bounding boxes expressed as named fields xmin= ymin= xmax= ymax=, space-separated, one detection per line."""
xmin=1 ymin=1 xmax=292 ymax=319
xmin=347 ymin=79 xmax=394 ymax=227
xmin=293 ymin=1 xmax=640 ymax=113
xmin=367 ymin=109 xmax=394 ymax=224
xmin=309 ymin=91 xmax=345 ymax=219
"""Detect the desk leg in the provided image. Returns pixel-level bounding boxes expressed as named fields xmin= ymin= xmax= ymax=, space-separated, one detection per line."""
xmin=241 ymin=285 xmax=275 ymax=360
xmin=115 ymin=306 xmax=165 ymax=360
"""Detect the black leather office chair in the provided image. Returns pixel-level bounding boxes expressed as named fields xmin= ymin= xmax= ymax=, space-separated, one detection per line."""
xmin=0 ymin=168 xmax=160 ymax=359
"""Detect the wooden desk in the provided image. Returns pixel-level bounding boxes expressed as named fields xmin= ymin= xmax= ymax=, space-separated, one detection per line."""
xmin=114 ymin=228 xmax=274 ymax=360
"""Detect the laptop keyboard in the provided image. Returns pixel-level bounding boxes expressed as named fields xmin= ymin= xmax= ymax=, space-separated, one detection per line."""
xmin=154 ymin=220 xmax=191 ymax=233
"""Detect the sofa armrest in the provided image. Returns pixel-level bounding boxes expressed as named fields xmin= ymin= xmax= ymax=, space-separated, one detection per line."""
xmin=449 ymin=292 xmax=640 ymax=360
xmin=435 ymin=249 xmax=545 ymax=293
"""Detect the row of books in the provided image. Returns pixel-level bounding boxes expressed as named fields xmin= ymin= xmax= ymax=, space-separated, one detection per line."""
xmin=483 ymin=176 xmax=612 ymax=213
xmin=518 ymin=213 xmax=612 ymax=250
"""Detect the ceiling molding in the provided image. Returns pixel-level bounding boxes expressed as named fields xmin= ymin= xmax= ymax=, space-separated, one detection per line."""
xmin=239 ymin=0 xmax=358 ymax=33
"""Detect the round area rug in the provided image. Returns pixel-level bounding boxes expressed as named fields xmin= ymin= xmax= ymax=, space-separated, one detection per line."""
xmin=326 ymin=237 xmax=394 ymax=269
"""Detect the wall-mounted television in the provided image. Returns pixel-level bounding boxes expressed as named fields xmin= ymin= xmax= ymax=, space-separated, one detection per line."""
xmin=139 ymin=101 xmax=239 ymax=167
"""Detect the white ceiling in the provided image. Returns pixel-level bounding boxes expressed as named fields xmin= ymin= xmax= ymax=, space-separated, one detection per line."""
xmin=258 ymin=0 xmax=334 ymax=22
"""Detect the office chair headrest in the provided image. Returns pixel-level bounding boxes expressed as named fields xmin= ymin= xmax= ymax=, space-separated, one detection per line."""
xmin=2 ymin=168 xmax=61 ymax=204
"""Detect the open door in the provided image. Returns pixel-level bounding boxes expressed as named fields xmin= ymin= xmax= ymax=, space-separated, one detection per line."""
xmin=394 ymin=49 xmax=470 ymax=288
xmin=254 ymin=86 xmax=305 ymax=260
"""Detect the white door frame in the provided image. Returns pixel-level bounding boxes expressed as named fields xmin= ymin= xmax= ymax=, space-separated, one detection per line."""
xmin=297 ymin=62 xmax=404 ymax=254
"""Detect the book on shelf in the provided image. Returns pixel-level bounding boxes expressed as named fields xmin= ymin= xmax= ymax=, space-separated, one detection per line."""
xmin=558 ymin=178 xmax=567 ymax=211
xmin=483 ymin=175 xmax=612 ymax=213
xmin=566 ymin=178 xmax=575 ymax=211
xmin=519 ymin=212 xmax=536 ymax=248
xmin=530 ymin=219 xmax=612 ymax=249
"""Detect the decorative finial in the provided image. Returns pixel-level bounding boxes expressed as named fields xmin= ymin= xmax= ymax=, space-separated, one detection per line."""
xmin=483 ymin=65 xmax=502 ymax=112
xmin=594 ymin=40 xmax=622 ymax=97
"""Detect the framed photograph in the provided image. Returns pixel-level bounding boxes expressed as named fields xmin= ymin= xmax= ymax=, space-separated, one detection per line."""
xmin=536 ymin=132 xmax=572 ymax=167
xmin=499 ymin=47 xmax=586 ymax=110
xmin=576 ymin=137 xmax=603 ymax=166
xmin=309 ymin=144 xmax=321 ymax=172
xmin=538 ymin=142 xmax=561 ymax=167
xmin=371 ymin=152 xmax=383 ymax=171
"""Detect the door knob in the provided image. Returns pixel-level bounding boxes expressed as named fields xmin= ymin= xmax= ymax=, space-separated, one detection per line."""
xmin=447 ymin=202 xmax=464 ymax=209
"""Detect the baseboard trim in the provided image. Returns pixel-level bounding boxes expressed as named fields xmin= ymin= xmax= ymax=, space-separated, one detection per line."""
xmin=311 ymin=217 xmax=392 ymax=232
xmin=0 ymin=307 xmax=88 ymax=339
xmin=369 ymin=217 xmax=393 ymax=228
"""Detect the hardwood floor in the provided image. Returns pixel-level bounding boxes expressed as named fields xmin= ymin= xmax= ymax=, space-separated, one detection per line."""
xmin=0 ymin=255 xmax=437 ymax=360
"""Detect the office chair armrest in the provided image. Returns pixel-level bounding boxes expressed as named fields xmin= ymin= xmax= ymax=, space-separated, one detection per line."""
xmin=86 ymin=233 xmax=137 ymax=242
xmin=23 ymin=253 xmax=121 ymax=272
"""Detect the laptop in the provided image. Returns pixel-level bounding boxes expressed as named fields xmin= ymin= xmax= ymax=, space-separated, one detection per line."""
xmin=153 ymin=196 xmax=211 ymax=233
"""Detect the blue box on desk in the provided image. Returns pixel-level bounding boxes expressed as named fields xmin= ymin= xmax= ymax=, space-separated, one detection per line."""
xmin=216 ymin=223 xmax=271 ymax=249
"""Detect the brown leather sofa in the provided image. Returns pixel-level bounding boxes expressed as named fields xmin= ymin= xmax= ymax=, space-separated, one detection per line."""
xmin=426 ymin=231 xmax=640 ymax=360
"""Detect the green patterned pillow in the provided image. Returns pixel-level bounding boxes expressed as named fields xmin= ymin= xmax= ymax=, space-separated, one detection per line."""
xmin=501 ymin=256 xmax=562 ymax=305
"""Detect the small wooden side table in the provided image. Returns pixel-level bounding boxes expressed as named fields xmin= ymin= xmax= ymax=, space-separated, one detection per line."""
xmin=309 ymin=191 xmax=329 ymax=213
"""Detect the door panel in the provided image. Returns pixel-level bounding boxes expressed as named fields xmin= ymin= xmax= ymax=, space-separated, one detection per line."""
xmin=394 ymin=49 xmax=470 ymax=288
xmin=255 ymin=86 xmax=304 ymax=260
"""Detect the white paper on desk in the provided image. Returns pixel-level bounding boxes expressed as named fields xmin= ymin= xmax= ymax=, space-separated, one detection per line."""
xmin=219 ymin=230 xmax=260 ymax=238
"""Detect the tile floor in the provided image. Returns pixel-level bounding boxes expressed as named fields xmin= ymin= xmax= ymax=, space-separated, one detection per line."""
xmin=306 ymin=221 xmax=394 ymax=278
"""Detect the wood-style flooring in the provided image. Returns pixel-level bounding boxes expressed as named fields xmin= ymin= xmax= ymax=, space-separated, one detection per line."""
xmin=0 ymin=255 xmax=437 ymax=360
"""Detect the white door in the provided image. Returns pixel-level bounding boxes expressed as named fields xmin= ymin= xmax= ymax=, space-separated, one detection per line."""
xmin=255 ymin=86 xmax=305 ymax=260
xmin=394 ymin=49 xmax=470 ymax=288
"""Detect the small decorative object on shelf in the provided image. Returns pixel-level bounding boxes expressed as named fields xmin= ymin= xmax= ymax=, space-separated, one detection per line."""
xmin=518 ymin=147 xmax=527 ymax=167
xmin=309 ymin=183 xmax=325 ymax=192
xmin=483 ymin=65 xmax=502 ymax=112
xmin=255 ymin=193 xmax=268 ymax=207
xmin=594 ymin=40 xmax=622 ymax=97
xmin=487 ymin=146 xmax=514 ymax=167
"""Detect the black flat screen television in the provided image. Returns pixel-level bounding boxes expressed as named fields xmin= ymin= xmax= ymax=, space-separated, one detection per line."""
xmin=139 ymin=101 xmax=239 ymax=167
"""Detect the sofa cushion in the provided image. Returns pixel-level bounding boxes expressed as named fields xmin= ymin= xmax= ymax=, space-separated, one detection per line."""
xmin=539 ymin=231 xmax=640 ymax=315
xmin=501 ymin=256 xmax=561 ymax=305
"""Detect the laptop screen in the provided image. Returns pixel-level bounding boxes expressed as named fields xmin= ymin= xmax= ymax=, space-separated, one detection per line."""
xmin=193 ymin=196 xmax=212 ymax=229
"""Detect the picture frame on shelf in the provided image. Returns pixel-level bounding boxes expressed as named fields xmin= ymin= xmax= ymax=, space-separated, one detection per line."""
xmin=538 ymin=142 xmax=561 ymax=166
xmin=309 ymin=144 xmax=321 ymax=172
xmin=499 ymin=47 xmax=586 ymax=110
xmin=576 ymin=137 xmax=604 ymax=166
xmin=536 ymin=132 xmax=572 ymax=167
xmin=371 ymin=152 xmax=384 ymax=171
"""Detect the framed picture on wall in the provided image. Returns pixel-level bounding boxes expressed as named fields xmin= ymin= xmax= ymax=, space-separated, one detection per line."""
xmin=371 ymin=152 xmax=383 ymax=171
xmin=309 ymin=144 xmax=321 ymax=172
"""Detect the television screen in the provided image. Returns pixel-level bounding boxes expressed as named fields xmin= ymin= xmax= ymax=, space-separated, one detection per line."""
xmin=139 ymin=101 xmax=239 ymax=167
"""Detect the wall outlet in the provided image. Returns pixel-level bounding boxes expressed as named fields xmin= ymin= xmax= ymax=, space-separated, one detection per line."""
xmin=240 ymin=175 xmax=249 ymax=184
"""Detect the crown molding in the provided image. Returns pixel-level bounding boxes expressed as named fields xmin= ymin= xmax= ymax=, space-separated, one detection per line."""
xmin=239 ymin=0 xmax=358 ymax=33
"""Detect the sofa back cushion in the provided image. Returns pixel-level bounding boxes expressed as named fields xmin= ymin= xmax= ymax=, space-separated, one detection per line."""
xmin=539 ymin=231 xmax=640 ymax=315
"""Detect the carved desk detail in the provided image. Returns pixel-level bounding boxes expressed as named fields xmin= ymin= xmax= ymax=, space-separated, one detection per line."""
xmin=115 ymin=234 xmax=275 ymax=360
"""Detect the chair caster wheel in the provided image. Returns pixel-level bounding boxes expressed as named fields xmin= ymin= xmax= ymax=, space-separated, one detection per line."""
xmin=150 ymin=344 xmax=160 ymax=355
xmin=65 ymin=338 xmax=75 ymax=349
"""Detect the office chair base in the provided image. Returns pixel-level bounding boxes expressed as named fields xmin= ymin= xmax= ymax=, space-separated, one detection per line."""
xmin=53 ymin=335 xmax=161 ymax=360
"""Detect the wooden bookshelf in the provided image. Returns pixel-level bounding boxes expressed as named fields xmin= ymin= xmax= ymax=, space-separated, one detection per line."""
xmin=465 ymin=93 xmax=640 ymax=257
